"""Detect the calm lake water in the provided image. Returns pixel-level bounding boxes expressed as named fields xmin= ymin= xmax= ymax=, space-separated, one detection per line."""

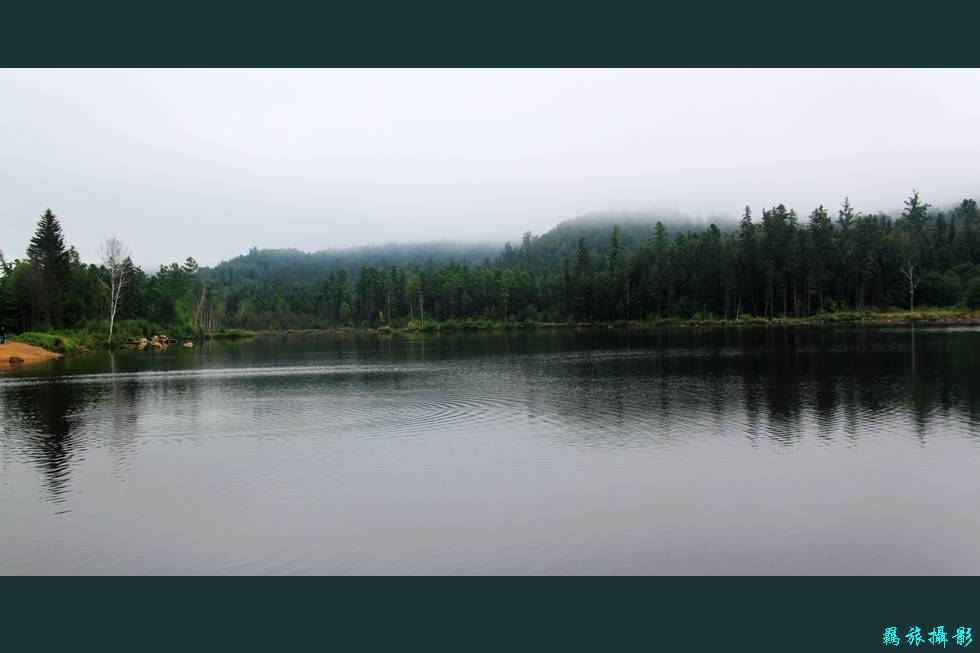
xmin=1 ymin=327 xmax=978 ymax=575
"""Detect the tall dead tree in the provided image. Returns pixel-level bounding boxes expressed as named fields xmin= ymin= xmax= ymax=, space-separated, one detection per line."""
xmin=900 ymin=256 xmax=920 ymax=312
xmin=195 ymin=285 xmax=219 ymax=334
xmin=196 ymin=286 xmax=207 ymax=329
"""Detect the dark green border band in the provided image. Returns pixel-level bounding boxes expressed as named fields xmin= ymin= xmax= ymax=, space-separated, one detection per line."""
xmin=4 ymin=3 xmax=979 ymax=652
xmin=3 ymin=0 xmax=978 ymax=67
xmin=2 ymin=577 xmax=977 ymax=652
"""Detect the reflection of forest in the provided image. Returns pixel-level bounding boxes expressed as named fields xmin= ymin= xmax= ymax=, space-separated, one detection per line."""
xmin=1 ymin=327 xmax=978 ymax=502
xmin=2 ymin=379 xmax=96 ymax=501
xmin=502 ymin=327 xmax=980 ymax=448
xmin=0 ymin=360 xmax=195 ymax=502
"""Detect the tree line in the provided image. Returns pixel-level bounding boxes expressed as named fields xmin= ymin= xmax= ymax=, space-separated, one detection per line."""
xmin=0 ymin=209 xmax=214 ymax=338
xmin=2 ymin=192 xmax=980 ymax=339
xmin=195 ymin=191 xmax=980 ymax=328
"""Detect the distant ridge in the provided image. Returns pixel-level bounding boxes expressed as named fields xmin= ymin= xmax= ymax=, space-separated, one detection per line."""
xmin=511 ymin=209 xmax=735 ymax=273
xmin=204 ymin=209 xmax=725 ymax=277
xmin=204 ymin=240 xmax=500 ymax=278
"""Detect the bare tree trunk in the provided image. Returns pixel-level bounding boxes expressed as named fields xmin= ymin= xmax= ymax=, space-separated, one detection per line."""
xmin=196 ymin=287 xmax=207 ymax=329
xmin=765 ymin=276 xmax=773 ymax=319
xmin=624 ymin=279 xmax=629 ymax=320
xmin=802 ymin=279 xmax=807 ymax=318
xmin=901 ymin=257 xmax=920 ymax=312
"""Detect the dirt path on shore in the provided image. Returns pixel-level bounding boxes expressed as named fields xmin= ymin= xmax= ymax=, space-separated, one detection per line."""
xmin=0 ymin=342 xmax=62 ymax=367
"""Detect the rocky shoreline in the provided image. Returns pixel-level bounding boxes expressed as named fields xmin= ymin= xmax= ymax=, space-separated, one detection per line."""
xmin=125 ymin=335 xmax=194 ymax=350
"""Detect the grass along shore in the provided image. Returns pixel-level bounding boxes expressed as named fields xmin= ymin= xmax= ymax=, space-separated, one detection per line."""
xmin=9 ymin=320 xmax=256 ymax=354
xmin=11 ymin=309 xmax=979 ymax=355
xmin=262 ymin=308 xmax=980 ymax=335
xmin=395 ymin=309 xmax=980 ymax=332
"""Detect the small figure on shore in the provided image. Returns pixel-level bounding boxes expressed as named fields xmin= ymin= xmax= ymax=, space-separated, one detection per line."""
xmin=0 ymin=324 xmax=5 ymax=345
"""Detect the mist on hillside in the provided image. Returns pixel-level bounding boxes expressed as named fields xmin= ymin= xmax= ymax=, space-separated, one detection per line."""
xmin=204 ymin=210 xmax=720 ymax=276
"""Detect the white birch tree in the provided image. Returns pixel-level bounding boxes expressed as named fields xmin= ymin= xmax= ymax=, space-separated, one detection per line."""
xmin=98 ymin=237 xmax=132 ymax=346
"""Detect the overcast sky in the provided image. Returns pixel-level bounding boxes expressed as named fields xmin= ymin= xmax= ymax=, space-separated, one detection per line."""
xmin=2 ymin=69 xmax=979 ymax=268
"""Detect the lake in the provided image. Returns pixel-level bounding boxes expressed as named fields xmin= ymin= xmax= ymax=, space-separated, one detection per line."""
xmin=1 ymin=327 xmax=978 ymax=575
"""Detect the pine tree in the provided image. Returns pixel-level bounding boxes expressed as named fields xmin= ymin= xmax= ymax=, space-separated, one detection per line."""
xmin=807 ymin=205 xmax=834 ymax=314
xmin=608 ymin=225 xmax=622 ymax=272
xmin=650 ymin=222 xmax=672 ymax=317
xmin=560 ymin=257 xmax=573 ymax=317
xmin=572 ymin=237 xmax=593 ymax=320
xmin=27 ymin=209 xmax=68 ymax=266
xmin=837 ymin=197 xmax=856 ymax=232
xmin=737 ymin=207 xmax=757 ymax=316
xmin=26 ymin=208 xmax=70 ymax=327
xmin=607 ymin=226 xmax=628 ymax=318
xmin=182 ymin=257 xmax=200 ymax=276
xmin=902 ymin=190 xmax=931 ymax=262
xmin=837 ymin=198 xmax=860 ymax=309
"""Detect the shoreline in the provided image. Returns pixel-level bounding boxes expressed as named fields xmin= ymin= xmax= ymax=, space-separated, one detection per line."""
xmin=0 ymin=342 xmax=63 ymax=367
xmin=7 ymin=310 xmax=978 ymax=359
xmin=260 ymin=310 xmax=980 ymax=336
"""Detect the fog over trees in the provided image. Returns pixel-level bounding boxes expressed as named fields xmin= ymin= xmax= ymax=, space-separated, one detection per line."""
xmin=2 ymin=191 xmax=979 ymax=339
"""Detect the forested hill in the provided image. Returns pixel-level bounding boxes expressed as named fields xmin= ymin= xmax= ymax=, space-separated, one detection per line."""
xmin=202 ymin=210 xmax=713 ymax=279
xmin=202 ymin=241 xmax=501 ymax=284
xmin=135 ymin=195 xmax=980 ymax=329
xmin=505 ymin=210 xmax=731 ymax=274
xmin=197 ymin=210 xmax=718 ymax=325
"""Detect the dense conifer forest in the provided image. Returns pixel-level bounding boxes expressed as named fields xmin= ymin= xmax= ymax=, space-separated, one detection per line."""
xmin=2 ymin=192 xmax=980 ymax=345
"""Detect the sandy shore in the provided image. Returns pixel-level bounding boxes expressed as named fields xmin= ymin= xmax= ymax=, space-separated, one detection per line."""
xmin=0 ymin=342 xmax=62 ymax=367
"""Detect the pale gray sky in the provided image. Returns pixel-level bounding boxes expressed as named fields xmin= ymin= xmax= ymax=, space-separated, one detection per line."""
xmin=1 ymin=69 xmax=978 ymax=268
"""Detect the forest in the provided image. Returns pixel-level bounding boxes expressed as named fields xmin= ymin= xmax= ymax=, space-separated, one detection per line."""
xmin=2 ymin=191 xmax=980 ymax=346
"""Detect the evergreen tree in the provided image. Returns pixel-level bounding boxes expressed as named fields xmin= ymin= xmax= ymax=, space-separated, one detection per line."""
xmin=650 ymin=222 xmax=672 ymax=317
xmin=26 ymin=208 xmax=70 ymax=327
xmin=902 ymin=190 xmax=931 ymax=262
xmin=837 ymin=198 xmax=860 ymax=309
xmin=572 ymin=237 xmax=593 ymax=320
xmin=806 ymin=205 xmax=834 ymax=314
xmin=737 ymin=207 xmax=757 ymax=316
